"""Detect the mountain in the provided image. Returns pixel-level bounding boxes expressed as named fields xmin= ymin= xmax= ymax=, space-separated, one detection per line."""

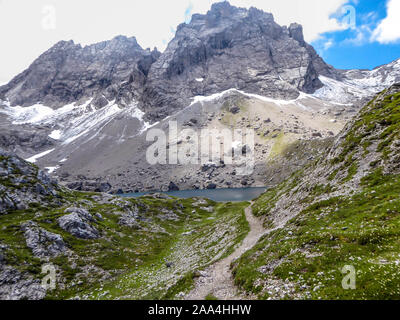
xmin=0 ymin=148 xmax=249 ymax=299
xmin=315 ymin=58 xmax=400 ymax=105
xmin=0 ymin=1 xmax=400 ymax=193
xmin=232 ymin=83 xmax=400 ymax=299
xmin=0 ymin=36 xmax=160 ymax=109
xmin=140 ymin=2 xmax=340 ymax=121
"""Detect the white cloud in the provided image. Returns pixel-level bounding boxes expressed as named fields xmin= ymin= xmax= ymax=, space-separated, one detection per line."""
xmin=371 ymin=0 xmax=400 ymax=44
xmin=371 ymin=0 xmax=400 ymax=43
xmin=342 ymin=24 xmax=373 ymax=46
xmin=0 ymin=0 xmax=350 ymax=83
xmin=324 ymin=39 xmax=335 ymax=50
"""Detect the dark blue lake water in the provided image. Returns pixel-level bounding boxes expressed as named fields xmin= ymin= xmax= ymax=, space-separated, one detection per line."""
xmin=120 ymin=187 xmax=267 ymax=202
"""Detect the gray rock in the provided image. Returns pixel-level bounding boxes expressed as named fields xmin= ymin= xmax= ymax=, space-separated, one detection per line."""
xmin=0 ymin=266 xmax=46 ymax=300
xmin=1 ymin=36 xmax=158 ymax=110
xmin=141 ymin=2 xmax=338 ymax=121
xmin=229 ymin=106 xmax=241 ymax=114
xmin=118 ymin=206 xmax=140 ymax=228
xmin=21 ymin=221 xmax=66 ymax=259
xmin=0 ymin=151 xmax=60 ymax=214
xmin=58 ymin=207 xmax=99 ymax=239
xmin=168 ymin=182 xmax=180 ymax=191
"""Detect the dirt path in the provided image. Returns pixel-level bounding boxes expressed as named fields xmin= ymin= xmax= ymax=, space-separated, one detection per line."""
xmin=184 ymin=204 xmax=265 ymax=300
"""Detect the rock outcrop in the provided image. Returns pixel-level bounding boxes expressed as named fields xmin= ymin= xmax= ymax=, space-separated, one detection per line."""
xmin=57 ymin=207 xmax=100 ymax=239
xmin=21 ymin=221 xmax=66 ymax=259
xmin=0 ymin=148 xmax=60 ymax=214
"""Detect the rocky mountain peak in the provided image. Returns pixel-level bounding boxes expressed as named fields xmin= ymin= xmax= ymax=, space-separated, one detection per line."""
xmin=141 ymin=2 xmax=335 ymax=121
xmin=0 ymin=35 xmax=152 ymax=109
xmin=288 ymin=23 xmax=305 ymax=44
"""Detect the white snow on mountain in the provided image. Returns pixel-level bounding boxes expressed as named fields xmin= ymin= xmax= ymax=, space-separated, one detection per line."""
xmin=45 ymin=166 xmax=60 ymax=174
xmin=190 ymin=88 xmax=334 ymax=109
xmin=1 ymin=98 xmax=151 ymax=146
xmin=49 ymin=130 xmax=62 ymax=140
xmin=25 ymin=148 xmax=55 ymax=163
xmin=314 ymin=58 xmax=400 ymax=104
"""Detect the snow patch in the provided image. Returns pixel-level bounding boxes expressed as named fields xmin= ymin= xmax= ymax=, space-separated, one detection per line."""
xmin=2 ymin=97 xmax=151 ymax=145
xmin=190 ymin=88 xmax=316 ymax=109
xmin=25 ymin=149 xmax=55 ymax=163
xmin=45 ymin=166 xmax=59 ymax=174
xmin=49 ymin=130 xmax=62 ymax=140
xmin=2 ymin=104 xmax=55 ymax=124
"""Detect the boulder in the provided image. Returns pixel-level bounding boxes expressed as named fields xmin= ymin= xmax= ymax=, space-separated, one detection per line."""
xmin=21 ymin=221 xmax=66 ymax=259
xmin=168 ymin=182 xmax=180 ymax=191
xmin=206 ymin=183 xmax=217 ymax=190
xmin=58 ymin=207 xmax=99 ymax=239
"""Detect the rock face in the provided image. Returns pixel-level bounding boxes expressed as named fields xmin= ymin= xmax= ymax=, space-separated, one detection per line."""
xmin=21 ymin=221 xmax=66 ymax=259
xmin=57 ymin=207 xmax=100 ymax=239
xmin=0 ymin=2 xmax=336 ymax=123
xmin=0 ymin=128 xmax=54 ymax=155
xmin=0 ymin=148 xmax=60 ymax=214
xmin=0 ymin=36 xmax=160 ymax=109
xmin=141 ymin=2 xmax=337 ymax=121
xmin=0 ymin=266 xmax=46 ymax=300
xmin=118 ymin=205 xmax=140 ymax=228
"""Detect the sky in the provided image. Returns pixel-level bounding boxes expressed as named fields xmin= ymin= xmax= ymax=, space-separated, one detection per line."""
xmin=0 ymin=0 xmax=399 ymax=84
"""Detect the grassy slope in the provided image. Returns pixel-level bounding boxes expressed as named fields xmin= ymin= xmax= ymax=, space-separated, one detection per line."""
xmin=0 ymin=181 xmax=249 ymax=299
xmin=232 ymin=88 xmax=400 ymax=300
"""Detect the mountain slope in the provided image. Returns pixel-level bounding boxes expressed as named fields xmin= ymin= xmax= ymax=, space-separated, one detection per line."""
xmin=315 ymin=58 xmax=400 ymax=106
xmin=0 ymin=149 xmax=250 ymax=300
xmin=0 ymin=2 xmax=400 ymax=194
xmin=232 ymin=84 xmax=400 ymax=299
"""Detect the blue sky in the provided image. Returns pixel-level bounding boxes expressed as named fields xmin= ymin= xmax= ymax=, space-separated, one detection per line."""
xmin=311 ymin=0 xmax=400 ymax=70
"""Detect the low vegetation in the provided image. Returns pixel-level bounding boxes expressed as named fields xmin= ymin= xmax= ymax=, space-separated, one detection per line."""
xmin=0 ymin=166 xmax=250 ymax=299
xmin=232 ymin=86 xmax=400 ymax=300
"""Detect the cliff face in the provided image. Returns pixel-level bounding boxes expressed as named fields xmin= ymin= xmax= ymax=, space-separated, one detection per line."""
xmin=0 ymin=2 xmax=335 ymax=122
xmin=0 ymin=36 xmax=160 ymax=109
xmin=141 ymin=2 xmax=336 ymax=120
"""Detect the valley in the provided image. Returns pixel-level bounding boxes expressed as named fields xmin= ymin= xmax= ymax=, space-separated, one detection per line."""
xmin=1 ymin=1 xmax=400 ymax=301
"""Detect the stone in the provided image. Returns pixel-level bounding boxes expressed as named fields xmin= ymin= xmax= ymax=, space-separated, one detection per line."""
xmin=312 ymin=132 xmax=323 ymax=138
xmin=168 ymin=182 xmax=180 ymax=191
xmin=206 ymin=183 xmax=217 ymax=190
xmin=229 ymin=106 xmax=240 ymax=114
xmin=0 ymin=266 xmax=46 ymax=300
xmin=21 ymin=221 xmax=66 ymax=259
xmin=58 ymin=208 xmax=99 ymax=239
